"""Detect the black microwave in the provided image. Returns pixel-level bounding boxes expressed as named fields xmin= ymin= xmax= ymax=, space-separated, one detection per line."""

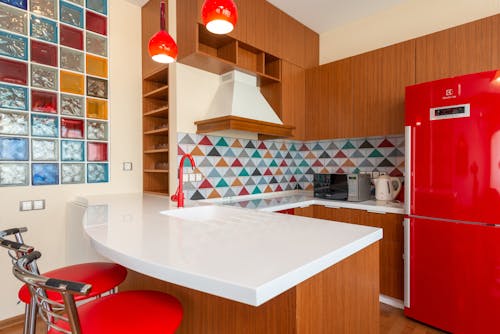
xmin=313 ymin=173 xmax=348 ymax=200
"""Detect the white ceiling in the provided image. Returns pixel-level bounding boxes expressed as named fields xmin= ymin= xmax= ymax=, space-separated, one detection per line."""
xmin=127 ymin=0 xmax=410 ymax=34
xmin=266 ymin=0 xmax=408 ymax=33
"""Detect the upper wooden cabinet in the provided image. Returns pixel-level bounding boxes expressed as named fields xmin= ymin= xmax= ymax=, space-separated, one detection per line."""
xmin=415 ymin=15 xmax=500 ymax=83
xmin=177 ymin=0 xmax=319 ymax=69
xmin=280 ymin=61 xmax=306 ymax=140
xmin=351 ymin=40 xmax=415 ymax=138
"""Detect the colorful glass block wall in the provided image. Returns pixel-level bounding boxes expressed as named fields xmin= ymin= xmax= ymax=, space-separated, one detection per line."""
xmin=0 ymin=0 xmax=109 ymax=186
xmin=178 ymin=133 xmax=405 ymax=200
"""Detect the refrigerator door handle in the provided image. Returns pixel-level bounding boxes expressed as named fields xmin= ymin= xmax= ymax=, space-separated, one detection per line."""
xmin=403 ymin=218 xmax=411 ymax=308
xmin=404 ymin=126 xmax=412 ymax=216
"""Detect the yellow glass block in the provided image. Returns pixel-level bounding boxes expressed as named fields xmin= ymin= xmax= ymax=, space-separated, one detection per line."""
xmin=60 ymin=71 xmax=84 ymax=95
xmin=86 ymin=54 xmax=108 ymax=78
xmin=86 ymin=98 xmax=108 ymax=120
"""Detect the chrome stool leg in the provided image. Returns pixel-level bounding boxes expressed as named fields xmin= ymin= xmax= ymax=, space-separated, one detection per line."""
xmin=27 ymin=295 xmax=37 ymax=334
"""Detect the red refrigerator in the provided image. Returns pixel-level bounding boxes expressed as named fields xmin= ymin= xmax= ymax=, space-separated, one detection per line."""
xmin=404 ymin=69 xmax=500 ymax=333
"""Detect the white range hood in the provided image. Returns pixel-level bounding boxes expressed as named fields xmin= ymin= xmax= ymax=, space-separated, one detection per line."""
xmin=195 ymin=70 xmax=294 ymax=139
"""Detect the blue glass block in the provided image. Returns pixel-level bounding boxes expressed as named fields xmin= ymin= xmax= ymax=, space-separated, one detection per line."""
xmin=0 ymin=31 xmax=28 ymax=60
xmin=86 ymin=0 xmax=106 ymax=15
xmin=60 ymin=1 xmax=83 ymax=28
xmin=61 ymin=140 xmax=84 ymax=161
xmin=87 ymin=163 xmax=108 ymax=183
xmin=32 ymin=163 xmax=59 ymax=185
xmin=31 ymin=114 xmax=58 ymax=137
xmin=0 ymin=0 xmax=27 ymax=10
xmin=30 ymin=15 xmax=58 ymax=43
xmin=0 ymin=83 xmax=28 ymax=110
xmin=0 ymin=136 xmax=28 ymax=160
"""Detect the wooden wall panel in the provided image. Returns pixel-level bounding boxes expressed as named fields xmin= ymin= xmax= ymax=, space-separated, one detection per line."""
xmin=416 ymin=15 xmax=499 ymax=83
xmin=281 ymin=61 xmax=306 ymax=140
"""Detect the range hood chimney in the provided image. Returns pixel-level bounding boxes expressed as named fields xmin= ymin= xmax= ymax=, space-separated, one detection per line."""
xmin=195 ymin=70 xmax=294 ymax=139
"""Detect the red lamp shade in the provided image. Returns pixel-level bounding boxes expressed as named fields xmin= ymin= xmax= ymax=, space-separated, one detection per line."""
xmin=148 ymin=1 xmax=178 ymax=64
xmin=201 ymin=0 xmax=238 ymax=35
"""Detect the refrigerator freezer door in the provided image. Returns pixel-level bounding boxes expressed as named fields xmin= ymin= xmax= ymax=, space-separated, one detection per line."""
xmin=405 ymin=217 xmax=500 ymax=333
xmin=405 ymin=70 xmax=500 ymax=224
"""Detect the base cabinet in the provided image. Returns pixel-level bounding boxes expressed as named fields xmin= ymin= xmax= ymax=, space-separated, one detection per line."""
xmin=309 ymin=205 xmax=404 ymax=300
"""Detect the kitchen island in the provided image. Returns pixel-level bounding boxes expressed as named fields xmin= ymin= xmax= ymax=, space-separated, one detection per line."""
xmin=81 ymin=193 xmax=383 ymax=333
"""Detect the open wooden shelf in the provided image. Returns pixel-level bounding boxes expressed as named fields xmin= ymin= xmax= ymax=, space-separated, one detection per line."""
xmin=179 ymin=24 xmax=281 ymax=85
xmin=144 ymin=106 xmax=169 ymax=117
xmin=143 ymin=85 xmax=169 ymax=100
xmin=142 ymin=63 xmax=169 ymax=195
xmin=144 ymin=149 xmax=169 ymax=154
xmin=144 ymin=169 xmax=169 ymax=173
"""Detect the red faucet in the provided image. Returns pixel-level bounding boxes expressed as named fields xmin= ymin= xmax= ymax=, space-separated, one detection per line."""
xmin=170 ymin=153 xmax=196 ymax=208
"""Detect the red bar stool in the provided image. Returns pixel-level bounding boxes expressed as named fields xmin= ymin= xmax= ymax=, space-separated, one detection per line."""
xmin=13 ymin=251 xmax=183 ymax=334
xmin=0 ymin=228 xmax=128 ymax=334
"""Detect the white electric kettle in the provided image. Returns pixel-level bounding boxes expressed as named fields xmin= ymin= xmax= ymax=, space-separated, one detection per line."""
xmin=374 ymin=175 xmax=402 ymax=201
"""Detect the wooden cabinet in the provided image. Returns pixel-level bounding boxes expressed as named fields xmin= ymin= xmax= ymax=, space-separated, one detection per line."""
xmin=280 ymin=61 xmax=306 ymax=140
xmin=416 ymin=15 xmax=500 ymax=83
xmin=142 ymin=67 xmax=170 ymax=195
xmin=305 ymin=59 xmax=353 ymax=140
xmin=351 ymin=40 xmax=415 ymax=138
xmin=310 ymin=205 xmax=404 ymax=300
xmin=294 ymin=206 xmax=314 ymax=218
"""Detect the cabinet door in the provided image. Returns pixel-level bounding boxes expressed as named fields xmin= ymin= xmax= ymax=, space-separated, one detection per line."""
xmin=352 ymin=41 xmax=415 ymax=137
xmin=312 ymin=205 xmax=404 ymax=300
xmin=416 ymin=15 xmax=499 ymax=84
xmin=294 ymin=206 xmax=314 ymax=218
xmin=358 ymin=211 xmax=404 ymax=300
xmin=281 ymin=61 xmax=306 ymax=140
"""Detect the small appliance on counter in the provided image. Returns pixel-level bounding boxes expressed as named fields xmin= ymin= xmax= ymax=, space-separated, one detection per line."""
xmin=314 ymin=173 xmax=371 ymax=202
xmin=373 ymin=175 xmax=402 ymax=201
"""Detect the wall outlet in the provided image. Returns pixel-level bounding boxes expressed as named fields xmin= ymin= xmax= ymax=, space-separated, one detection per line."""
xmin=188 ymin=173 xmax=196 ymax=182
xmin=20 ymin=201 xmax=32 ymax=211
xmin=33 ymin=200 xmax=45 ymax=210
xmin=182 ymin=174 xmax=189 ymax=182
xmin=123 ymin=162 xmax=133 ymax=171
xmin=195 ymin=173 xmax=202 ymax=182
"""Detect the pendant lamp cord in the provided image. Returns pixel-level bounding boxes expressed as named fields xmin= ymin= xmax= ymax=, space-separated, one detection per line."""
xmin=160 ymin=0 xmax=166 ymax=31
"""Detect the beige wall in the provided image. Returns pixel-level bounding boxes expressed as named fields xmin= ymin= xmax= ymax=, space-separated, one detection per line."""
xmin=320 ymin=0 xmax=500 ymax=64
xmin=0 ymin=0 xmax=143 ymax=321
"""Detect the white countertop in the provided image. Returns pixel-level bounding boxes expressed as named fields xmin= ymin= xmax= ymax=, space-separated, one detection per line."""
xmin=81 ymin=193 xmax=382 ymax=306
xmin=212 ymin=191 xmax=405 ymax=214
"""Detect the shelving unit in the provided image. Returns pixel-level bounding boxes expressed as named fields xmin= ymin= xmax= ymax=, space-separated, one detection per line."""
xmin=180 ymin=24 xmax=282 ymax=85
xmin=143 ymin=66 xmax=169 ymax=195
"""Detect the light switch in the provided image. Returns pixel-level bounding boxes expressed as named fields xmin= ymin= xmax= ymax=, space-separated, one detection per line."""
xmin=195 ymin=173 xmax=202 ymax=182
xmin=182 ymin=174 xmax=189 ymax=182
xmin=123 ymin=162 xmax=133 ymax=171
xmin=33 ymin=200 xmax=45 ymax=210
xmin=188 ymin=173 xmax=196 ymax=182
xmin=20 ymin=201 xmax=32 ymax=211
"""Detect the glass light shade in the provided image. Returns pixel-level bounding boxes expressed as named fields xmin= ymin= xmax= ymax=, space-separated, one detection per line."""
xmin=148 ymin=29 xmax=177 ymax=64
xmin=201 ymin=0 xmax=238 ymax=35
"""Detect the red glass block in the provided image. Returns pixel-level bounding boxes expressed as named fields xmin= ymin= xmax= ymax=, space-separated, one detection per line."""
xmin=0 ymin=58 xmax=27 ymax=85
xmin=61 ymin=118 xmax=84 ymax=139
xmin=87 ymin=142 xmax=108 ymax=161
xmin=86 ymin=11 xmax=107 ymax=36
xmin=60 ymin=24 xmax=84 ymax=50
xmin=31 ymin=90 xmax=57 ymax=113
xmin=31 ymin=40 xmax=57 ymax=67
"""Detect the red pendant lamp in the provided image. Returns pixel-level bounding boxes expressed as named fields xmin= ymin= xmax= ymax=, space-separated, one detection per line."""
xmin=201 ymin=0 xmax=238 ymax=35
xmin=148 ymin=0 xmax=178 ymax=64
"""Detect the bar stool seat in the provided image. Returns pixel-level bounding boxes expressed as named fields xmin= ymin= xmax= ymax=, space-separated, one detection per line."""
xmin=18 ymin=262 xmax=127 ymax=303
xmin=49 ymin=290 xmax=183 ymax=334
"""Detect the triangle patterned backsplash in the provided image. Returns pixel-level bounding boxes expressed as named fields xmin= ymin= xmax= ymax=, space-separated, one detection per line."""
xmin=178 ymin=133 xmax=405 ymax=200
